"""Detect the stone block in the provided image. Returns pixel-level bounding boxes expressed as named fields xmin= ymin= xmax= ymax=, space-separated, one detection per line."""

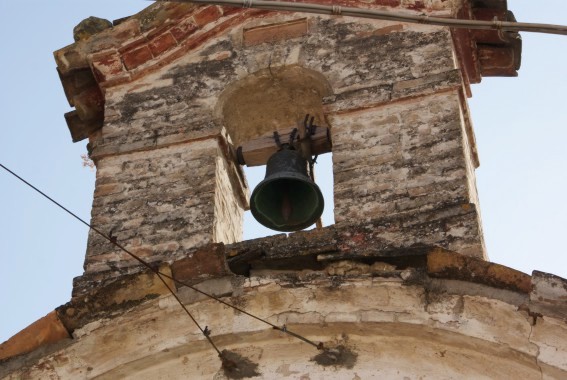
xmin=0 ymin=311 xmax=70 ymax=361
xmin=82 ymin=137 xmax=246 ymax=277
xmin=57 ymin=264 xmax=175 ymax=333
xmin=177 ymin=276 xmax=236 ymax=304
xmin=149 ymin=32 xmax=178 ymax=56
xmin=427 ymin=248 xmax=531 ymax=293
xmin=193 ymin=6 xmax=222 ymax=27
xmin=171 ymin=244 xmax=230 ymax=284
xmin=243 ymin=19 xmax=309 ymax=47
xmin=330 ymin=90 xmax=482 ymax=256
xmin=169 ymin=18 xmax=198 ymax=42
xmin=529 ymin=271 xmax=567 ymax=320
xmin=122 ymin=45 xmax=154 ymax=70
xmin=90 ymin=50 xmax=127 ymax=83
xmin=530 ymin=317 xmax=567 ymax=371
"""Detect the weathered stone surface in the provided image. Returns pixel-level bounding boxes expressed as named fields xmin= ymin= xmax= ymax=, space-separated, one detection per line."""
xmin=243 ymin=18 xmax=309 ymax=46
xmin=73 ymin=16 xmax=112 ymax=42
xmin=529 ymin=271 xmax=567 ymax=320
xmin=330 ymin=89 xmax=485 ymax=258
xmin=337 ymin=203 xmax=484 ymax=258
xmin=80 ymin=137 xmax=247 ymax=283
xmin=56 ymin=0 xmax=522 ymax=141
xmin=171 ymin=243 xmax=230 ymax=284
xmin=531 ymin=316 xmax=567 ymax=372
xmin=4 ymin=273 xmax=565 ymax=379
xmin=227 ymin=203 xmax=485 ymax=274
xmin=57 ymin=264 xmax=175 ymax=333
xmin=16 ymin=1 xmax=552 ymax=378
xmin=427 ymin=247 xmax=531 ymax=293
xmin=217 ymin=65 xmax=332 ymax=147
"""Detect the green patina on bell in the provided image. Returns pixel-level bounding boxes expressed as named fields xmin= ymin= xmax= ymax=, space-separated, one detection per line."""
xmin=250 ymin=147 xmax=324 ymax=232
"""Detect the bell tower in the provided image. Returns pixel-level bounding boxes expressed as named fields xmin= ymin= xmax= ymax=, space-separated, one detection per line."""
xmin=58 ymin=2 xmax=498 ymax=295
xmin=4 ymin=1 xmax=567 ymax=379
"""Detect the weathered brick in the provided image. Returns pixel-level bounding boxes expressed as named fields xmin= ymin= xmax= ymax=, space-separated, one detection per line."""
xmin=148 ymin=32 xmax=178 ymax=56
xmin=243 ymin=18 xmax=308 ymax=46
xmin=90 ymin=50 xmax=126 ymax=83
xmin=193 ymin=5 xmax=222 ymax=27
xmin=478 ymin=45 xmax=518 ymax=76
xmin=169 ymin=18 xmax=198 ymax=42
xmin=72 ymin=86 xmax=104 ymax=122
xmin=122 ymin=45 xmax=154 ymax=70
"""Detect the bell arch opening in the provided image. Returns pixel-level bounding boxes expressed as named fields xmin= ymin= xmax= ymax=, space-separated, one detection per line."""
xmin=216 ymin=65 xmax=335 ymax=238
xmin=243 ymin=153 xmax=335 ymax=240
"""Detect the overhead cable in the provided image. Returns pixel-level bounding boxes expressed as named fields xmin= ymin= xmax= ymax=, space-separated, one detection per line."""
xmin=0 ymin=162 xmax=324 ymax=359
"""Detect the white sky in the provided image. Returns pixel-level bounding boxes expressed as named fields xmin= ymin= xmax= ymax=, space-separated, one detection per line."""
xmin=0 ymin=1 xmax=565 ymax=344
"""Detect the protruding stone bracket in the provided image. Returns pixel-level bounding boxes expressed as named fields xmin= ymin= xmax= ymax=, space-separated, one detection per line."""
xmin=451 ymin=1 xmax=522 ymax=92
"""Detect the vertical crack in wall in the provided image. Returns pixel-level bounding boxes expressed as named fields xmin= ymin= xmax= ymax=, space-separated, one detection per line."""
xmin=527 ymin=314 xmax=543 ymax=380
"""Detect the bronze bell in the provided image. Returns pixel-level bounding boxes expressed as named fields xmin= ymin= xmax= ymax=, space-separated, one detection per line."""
xmin=250 ymin=147 xmax=324 ymax=232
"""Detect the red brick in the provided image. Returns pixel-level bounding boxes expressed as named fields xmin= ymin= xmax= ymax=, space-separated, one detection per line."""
xmin=243 ymin=19 xmax=308 ymax=47
xmin=473 ymin=8 xmax=508 ymax=21
xmin=220 ymin=6 xmax=245 ymax=17
xmin=193 ymin=6 xmax=222 ymax=27
xmin=131 ymin=10 xmax=266 ymax=83
xmin=73 ymin=86 xmax=104 ymax=122
xmin=122 ymin=45 xmax=154 ymax=70
xmin=149 ymin=32 xmax=178 ymax=56
xmin=146 ymin=21 xmax=175 ymax=40
xmin=478 ymin=45 xmax=517 ymax=76
xmin=91 ymin=51 xmax=126 ymax=83
xmin=170 ymin=18 xmax=198 ymax=42
xmin=406 ymin=1 xmax=425 ymax=10
xmin=427 ymin=248 xmax=531 ymax=293
xmin=118 ymin=37 xmax=149 ymax=54
xmin=298 ymin=0 xmax=399 ymax=6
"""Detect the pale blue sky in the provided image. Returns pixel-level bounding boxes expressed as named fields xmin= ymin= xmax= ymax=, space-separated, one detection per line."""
xmin=0 ymin=1 xmax=565 ymax=344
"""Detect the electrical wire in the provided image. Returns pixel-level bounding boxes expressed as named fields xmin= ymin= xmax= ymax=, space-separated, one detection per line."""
xmin=153 ymin=0 xmax=567 ymax=36
xmin=0 ymin=162 xmax=324 ymax=353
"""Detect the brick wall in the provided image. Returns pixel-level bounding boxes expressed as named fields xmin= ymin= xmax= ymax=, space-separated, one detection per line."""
xmin=83 ymin=137 xmax=246 ymax=281
xmin=72 ymin=12 xmax=486 ymax=287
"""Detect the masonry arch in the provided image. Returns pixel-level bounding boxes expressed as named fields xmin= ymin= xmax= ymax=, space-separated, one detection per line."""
xmin=215 ymin=65 xmax=333 ymax=146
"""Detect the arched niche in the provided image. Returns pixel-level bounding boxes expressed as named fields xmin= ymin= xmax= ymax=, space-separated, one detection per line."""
xmin=216 ymin=65 xmax=333 ymax=146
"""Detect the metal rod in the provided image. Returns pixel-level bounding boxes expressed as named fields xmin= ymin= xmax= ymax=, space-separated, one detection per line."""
xmin=154 ymin=0 xmax=567 ymax=36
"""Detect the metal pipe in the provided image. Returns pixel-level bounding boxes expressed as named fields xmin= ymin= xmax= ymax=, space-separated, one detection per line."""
xmin=155 ymin=0 xmax=567 ymax=36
